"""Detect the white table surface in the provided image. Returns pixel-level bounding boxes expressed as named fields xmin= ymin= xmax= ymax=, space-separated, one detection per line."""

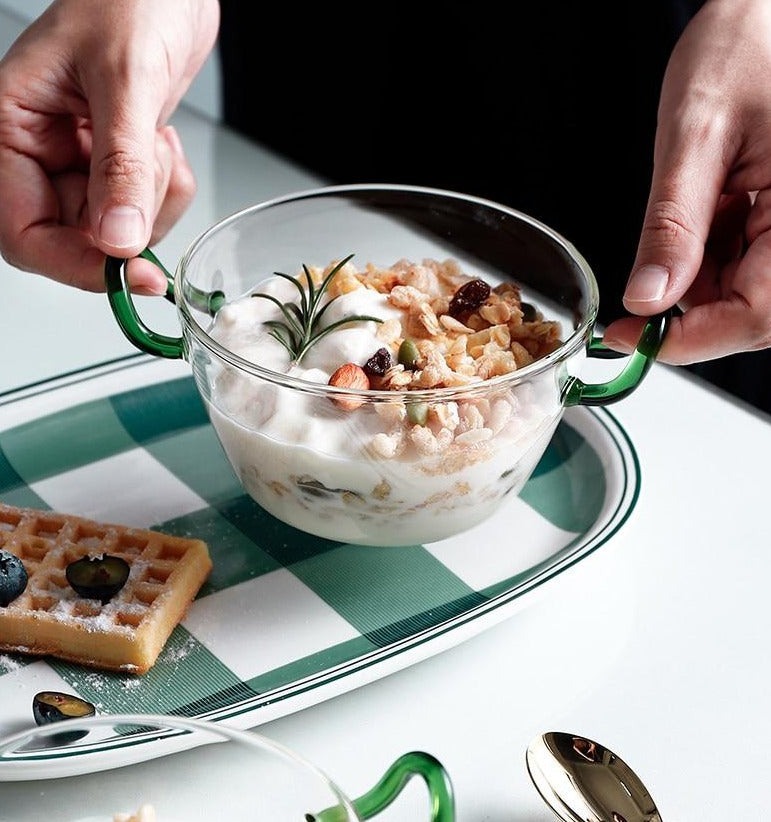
xmin=3 ymin=16 xmax=771 ymax=820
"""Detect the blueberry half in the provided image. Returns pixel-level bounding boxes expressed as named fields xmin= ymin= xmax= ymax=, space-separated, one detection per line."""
xmin=65 ymin=554 xmax=130 ymax=604
xmin=0 ymin=550 xmax=28 ymax=606
xmin=33 ymin=691 xmax=96 ymax=744
xmin=33 ymin=691 xmax=96 ymax=725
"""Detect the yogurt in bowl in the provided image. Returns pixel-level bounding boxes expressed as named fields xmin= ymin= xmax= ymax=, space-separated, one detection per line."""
xmin=205 ymin=255 xmax=565 ymax=545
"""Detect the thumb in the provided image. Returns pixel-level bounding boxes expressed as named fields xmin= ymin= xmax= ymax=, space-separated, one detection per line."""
xmin=623 ymin=127 xmax=725 ymax=316
xmin=86 ymin=72 xmax=161 ymax=257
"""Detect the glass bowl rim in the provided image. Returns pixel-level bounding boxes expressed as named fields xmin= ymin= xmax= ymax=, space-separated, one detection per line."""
xmin=174 ymin=183 xmax=600 ymax=401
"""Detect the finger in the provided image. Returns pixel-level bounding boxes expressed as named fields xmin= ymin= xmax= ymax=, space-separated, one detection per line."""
xmin=677 ymin=193 xmax=751 ymax=311
xmin=50 ymin=135 xmax=174 ymax=296
xmin=119 ymin=129 xmax=182 ymax=295
xmin=124 ymin=257 xmax=172 ymax=296
xmin=53 ymin=130 xmax=175 ymax=231
xmin=623 ymin=118 xmax=729 ymax=316
xmin=149 ymin=128 xmax=173 ymax=227
xmin=606 ymin=232 xmax=771 ymax=363
xmin=84 ymin=61 xmax=166 ymax=257
xmin=49 ymin=171 xmax=89 ymax=231
xmin=604 ymin=305 xmax=751 ymax=365
xmin=0 ymin=149 xmax=167 ymax=294
xmin=149 ymin=126 xmax=196 ymax=244
xmin=0 ymin=145 xmax=105 ymax=290
xmin=746 ymin=187 xmax=771 ymax=244
xmin=124 ymin=131 xmax=179 ymax=295
xmin=705 ymin=193 xmax=752 ymax=264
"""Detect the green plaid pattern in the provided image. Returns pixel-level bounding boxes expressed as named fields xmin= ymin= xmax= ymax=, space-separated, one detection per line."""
xmin=0 ymin=357 xmax=638 ymax=735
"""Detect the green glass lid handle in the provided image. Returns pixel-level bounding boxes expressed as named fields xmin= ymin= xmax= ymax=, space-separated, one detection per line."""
xmin=310 ymin=751 xmax=455 ymax=822
xmin=105 ymin=249 xmax=185 ymax=359
xmin=563 ymin=310 xmax=672 ymax=407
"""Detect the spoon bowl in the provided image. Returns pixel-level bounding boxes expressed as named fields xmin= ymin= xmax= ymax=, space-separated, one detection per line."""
xmin=526 ymin=731 xmax=662 ymax=822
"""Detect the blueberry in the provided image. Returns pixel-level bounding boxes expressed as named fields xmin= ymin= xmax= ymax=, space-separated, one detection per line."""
xmin=33 ymin=691 xmax=96 ymax=744
xmin=65 ymin=554 xmax=130 ymax=604
xmin=0 ymin=550 xmax=28 ymax=606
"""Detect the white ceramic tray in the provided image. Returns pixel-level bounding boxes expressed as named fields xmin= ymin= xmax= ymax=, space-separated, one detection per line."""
xmin=0 ymin=355 xmax=639 ymax=771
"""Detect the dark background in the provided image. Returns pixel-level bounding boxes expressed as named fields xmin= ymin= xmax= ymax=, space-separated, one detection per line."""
xmin=217 ymin=2 xmax=771 ymax=415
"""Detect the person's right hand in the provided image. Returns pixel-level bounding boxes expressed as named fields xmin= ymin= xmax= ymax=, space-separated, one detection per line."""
xmin=0 ymin=0 xmax=219 ymax=293
xmin=602 ymin=0 xmax=771 ymax=365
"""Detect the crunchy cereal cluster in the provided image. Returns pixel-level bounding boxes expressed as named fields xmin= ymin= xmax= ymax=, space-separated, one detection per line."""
xmin=300 ymin=257 xmax=564 ymax=466
xmin=308 ymin=256 xmax=563 ymax=389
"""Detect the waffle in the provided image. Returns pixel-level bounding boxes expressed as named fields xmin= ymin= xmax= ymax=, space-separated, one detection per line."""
xmin=0 ymin=503 xmax=212 ymax=674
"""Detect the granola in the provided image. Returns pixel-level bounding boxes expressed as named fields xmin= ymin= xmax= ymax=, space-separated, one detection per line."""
xmin=310 ymin=258 xmax=561 ymax=464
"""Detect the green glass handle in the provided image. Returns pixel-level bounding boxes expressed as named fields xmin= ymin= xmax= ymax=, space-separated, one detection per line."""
xmin=310 ymin=751 xmax=455 ymax=822
xmin=563 ymin=310 xmax=672 ymax=406
xmin=105 ymin=248 xmax=225 ymax=360
xmin=105 ymin=249 xmax=184 ymax=359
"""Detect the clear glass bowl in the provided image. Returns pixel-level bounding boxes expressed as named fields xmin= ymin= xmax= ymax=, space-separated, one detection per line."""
xmin=106 ymin=185 xmax=667 ymax=546
xmin=0 ymin=713 xmax=453 ymax=821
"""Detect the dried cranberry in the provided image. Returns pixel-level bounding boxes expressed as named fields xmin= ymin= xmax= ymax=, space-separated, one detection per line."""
xmin=363 ymin=347 xmax=392 ymax=377
xmin=448 ymin=278 xmax=491 ymax=318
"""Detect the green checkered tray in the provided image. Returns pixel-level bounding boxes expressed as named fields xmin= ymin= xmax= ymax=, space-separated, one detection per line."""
xmin=0 ymin=355 xmax=638 ymax=757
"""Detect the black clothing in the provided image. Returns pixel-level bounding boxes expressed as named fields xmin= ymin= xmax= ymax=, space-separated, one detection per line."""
xmin=218 ymin=2 xmax=771 ymax=415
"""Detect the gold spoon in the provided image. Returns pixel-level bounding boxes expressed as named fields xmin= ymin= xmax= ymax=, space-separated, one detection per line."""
xmin=526 ymin=731 xmax=663 ymax=822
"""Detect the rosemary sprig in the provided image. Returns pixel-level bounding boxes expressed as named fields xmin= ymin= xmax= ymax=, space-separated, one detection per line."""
xmin=251 ymin=254 xmax=382 ymax=364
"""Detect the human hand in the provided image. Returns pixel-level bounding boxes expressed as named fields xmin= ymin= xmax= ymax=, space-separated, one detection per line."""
xmin=603 ymin=0 xmax=771 ymax=364
xmin=0 ymin=0 xmax=219 ymax=293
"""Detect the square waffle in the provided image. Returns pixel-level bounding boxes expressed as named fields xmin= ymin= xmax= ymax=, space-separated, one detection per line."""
xmin=0 ymin=503 xmax=212 ymax=674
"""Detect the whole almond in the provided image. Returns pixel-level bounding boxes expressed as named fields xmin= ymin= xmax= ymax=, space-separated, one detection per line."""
xmin=328 ymin=363 xmax=370 ymax=410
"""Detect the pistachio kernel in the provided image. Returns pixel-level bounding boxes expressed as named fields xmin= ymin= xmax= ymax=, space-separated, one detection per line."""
xmin=397 ymin=338 xmax=420 ymax=370
xmin=406 ymin=401 xmax=429 ymax=426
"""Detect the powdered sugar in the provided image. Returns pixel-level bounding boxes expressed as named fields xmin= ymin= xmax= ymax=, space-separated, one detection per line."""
xmin=0 ymin=653 xmax=23 ymax=672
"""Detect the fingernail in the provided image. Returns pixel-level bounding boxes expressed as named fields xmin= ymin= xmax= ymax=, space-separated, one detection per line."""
xmin=131 ymin=280 xmax=168 ymax=297
xmin=624 ymin=264 xmax=669 ymax=304
xmin=99 ymin=206 xmax=145 ymax=250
